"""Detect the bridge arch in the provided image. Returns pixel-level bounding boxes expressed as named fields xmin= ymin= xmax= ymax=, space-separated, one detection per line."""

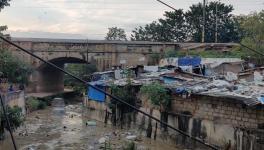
xmin=29 ymin=57 xmax=90 ymax=93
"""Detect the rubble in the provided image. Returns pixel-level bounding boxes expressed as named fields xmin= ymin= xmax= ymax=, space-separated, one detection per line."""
xmin=125 ymin=135 xmax=137 ymax=140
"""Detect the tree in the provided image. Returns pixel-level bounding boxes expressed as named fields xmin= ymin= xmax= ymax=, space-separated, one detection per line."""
xmin=239 ymin=11 xmax=264 ymax=64
xmin=131 ymin=2 xmax=240 ymax=43
xmin=105 ymin=27 xmax=127 ymax=41
xmin=0 ymin=0 xmax=11 ymax=11
xmin=185 ymin=1 xmax=240 ymax=42
xmin=0 ymin=50 xmax=32 ymax=84
xmin=131 ymin=9 xmax=188 ymax=42
xmin=0 ymin=0 xmax=11 ymax=47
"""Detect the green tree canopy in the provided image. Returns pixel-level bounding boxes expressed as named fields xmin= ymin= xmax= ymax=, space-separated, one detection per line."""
xmin=131 ymin=9 xmax=187 ymax=42
xmin=131 ymin=1 xmax=241 ymax=43
xmin=237 ymin=11 xmax=264 ymax=64
xmin=0 ymin=50 xmax=32 ymax=84
xmin=186 ymin=1 xmax=240 ymax=42
xmin=105 ymin=27 xmax=127 ymax=41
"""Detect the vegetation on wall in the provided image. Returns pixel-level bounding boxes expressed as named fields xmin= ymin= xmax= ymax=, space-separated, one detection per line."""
xmin=164 ymin=47 xmax=244 ymax=58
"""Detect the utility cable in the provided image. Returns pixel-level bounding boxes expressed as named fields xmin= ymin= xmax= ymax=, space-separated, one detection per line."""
xmin=0 ymin=95 xmax=18 ymax=150
xmin=156 ymin=0 xmax=177 ymax=11
xmin=0 ymin=36 xmax=219 ymax=150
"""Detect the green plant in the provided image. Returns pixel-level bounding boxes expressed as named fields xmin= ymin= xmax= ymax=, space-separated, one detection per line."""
xmin=26 ymin=97 xmax=47 ymax=111
xmin=0 ymin=49 xmax=32 ymax=84
xmin=122 ymin=141 xmax=136 ymax=150
xmin=140 ymin=82 xmax=171 ymax=110
xmin=0 ymin=106 xmax=24 ymax=133
xmin=38 ymin=100 xmax=47 ymax=109
xmin=164 ymin=47 xmax=244 ymax=58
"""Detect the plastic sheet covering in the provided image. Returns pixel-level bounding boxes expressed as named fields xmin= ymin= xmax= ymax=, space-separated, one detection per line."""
xmin=88 ymin=81 xmax=106 ymax=102
xmin=178 ymin=57 xmax=201 ymax=67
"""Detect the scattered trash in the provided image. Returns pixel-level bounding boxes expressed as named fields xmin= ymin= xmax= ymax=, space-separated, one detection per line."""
xmin=98 ymin=137 xmax=109 ymax=144
xmin=86 ymin=121 xmax=97 ymax=126
xmin=208 ymin=80 xmax=230 ymax=88
xmin=254 ymin=71 xmax=263 ymax=82
xmin=225 ymin=72 xmax=238 ymax=81
xmin=126 ymin=135 xmax=137 ymax=140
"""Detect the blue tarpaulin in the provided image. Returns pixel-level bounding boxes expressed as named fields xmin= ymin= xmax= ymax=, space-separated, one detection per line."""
xmin=257 ymin=96 xmax=264 ymax=104
xmin=178 ymin=57 xmax=201 ymax=67
xmin=87 ymin=81 xmax=106 ymax=102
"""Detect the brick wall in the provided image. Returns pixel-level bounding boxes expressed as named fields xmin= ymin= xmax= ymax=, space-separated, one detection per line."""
xmin=171 ymin=95 xmax=264 ymax=129
xmin=168 ymin=94 xmax=264 ymax=150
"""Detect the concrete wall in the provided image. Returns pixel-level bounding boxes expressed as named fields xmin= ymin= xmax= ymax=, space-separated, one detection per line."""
xmin=2 ymin=91 xmax=26 ymax=114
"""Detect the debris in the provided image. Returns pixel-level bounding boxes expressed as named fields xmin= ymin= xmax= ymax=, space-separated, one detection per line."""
xmin=207 ymin=80 xmax=230 ymax=88
xmin=86 ymin=121 xmax=97 ymax=126
xmin=126 ymin=135 xmax=137 ymax=140
xmin=254 ymin=71 xmax=263 ymax=82
xmin=192 ymin=86 xmax=207 ymax=93
xmin=225 ymin=72 xmax=238 ymax=81
xmin=98 ymin=137 xmax=108 ymax=144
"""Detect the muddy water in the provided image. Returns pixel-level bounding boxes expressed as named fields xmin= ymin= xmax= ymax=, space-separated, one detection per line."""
xmin=0 ymin=98 xmax=179 ymax=150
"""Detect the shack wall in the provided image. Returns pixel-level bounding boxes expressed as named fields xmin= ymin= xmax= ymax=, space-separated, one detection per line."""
xmin=167 ymin=95 xmax=264 ymax=150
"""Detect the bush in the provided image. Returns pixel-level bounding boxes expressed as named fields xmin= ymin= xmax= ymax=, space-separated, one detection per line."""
xmin=26 ymin=97 xmax=47 ymax=111
xmin=122 ymin=141 xmax=136 ymax=150
xmin=0 ymin=106 xmax=24 ymax=132
xmin=38 ymin=100 xmax=47 ymax=109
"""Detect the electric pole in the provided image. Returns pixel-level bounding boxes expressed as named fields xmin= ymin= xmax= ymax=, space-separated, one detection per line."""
xmin=215 ymin=0 xmax=219 ymax=43
xmin=202 ymin=0 xmax=206 ymax=43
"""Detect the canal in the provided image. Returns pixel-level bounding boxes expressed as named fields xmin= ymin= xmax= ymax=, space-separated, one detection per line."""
xmin=0 ymin=97 xmax=179 ymax=150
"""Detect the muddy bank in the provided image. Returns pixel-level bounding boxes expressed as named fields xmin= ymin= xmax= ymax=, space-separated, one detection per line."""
xmin=0 ymin=100 xmax=179 ymax=150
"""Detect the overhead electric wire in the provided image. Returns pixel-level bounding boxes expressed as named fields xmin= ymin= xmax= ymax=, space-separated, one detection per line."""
xmin=0 ymin=36 xmax=219 ymax=150
xmin=154 ymin=0 xmax=264 ymax=57
xmin=156 ymin=0 xmax=177 ymax=11
xmin=0 ymin=95 xmax=18 ymax=150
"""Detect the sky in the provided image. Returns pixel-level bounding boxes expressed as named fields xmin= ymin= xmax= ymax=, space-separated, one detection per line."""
xmin=0 ymin=0 xmax=263 ymax=39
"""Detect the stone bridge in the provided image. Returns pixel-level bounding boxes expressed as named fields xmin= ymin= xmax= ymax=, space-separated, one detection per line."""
xmin=7 ymin=38 xmax=179 ymax=93
xmin=6 ymin=37 xmax=237 ymax=93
